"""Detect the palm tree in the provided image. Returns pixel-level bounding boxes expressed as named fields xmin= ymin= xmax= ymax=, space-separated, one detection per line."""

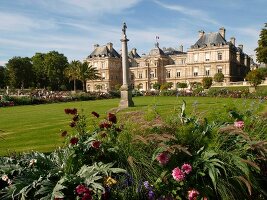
xmin=64 ymin=60 xmax=80 ymax=92
xmin=78 ymin=62 xmax=100 ymax=92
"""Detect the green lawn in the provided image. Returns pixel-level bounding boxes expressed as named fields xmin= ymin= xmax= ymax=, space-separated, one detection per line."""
xmin=0 ymin=96 xmax=266 ymax=156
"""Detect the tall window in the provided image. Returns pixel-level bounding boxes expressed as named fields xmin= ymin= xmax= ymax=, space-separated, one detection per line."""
xmin=194 ymin=54 xmax=198 ymax=62
xmin=217 ymin=66 xmax=223 ymax=73
xmin=205 ymin=53 xmax=210 ymax=61
xmin=176 ymin=70 xmax=181 ymax=77
xmin=217 ymin=52 xmax=222 ymax=60
xmin=101 ymin=62 xmax=105 ymax=68
xmin=131 ymin=74 xmax=134 ymax=80
xmin=166 ymin=70 xmax=171 ymax=78
xmin=102 ymin=72 xmax=105 ymax=79
xmin=138 ymin=73 xmax=142 ymax=79
xmin=150 ymin=71 xmax=155 ymax=78
xmin=193 ymin=67 xmax=198 ymax=77
xmin=205 ymin=66 xmax=210 ymax=76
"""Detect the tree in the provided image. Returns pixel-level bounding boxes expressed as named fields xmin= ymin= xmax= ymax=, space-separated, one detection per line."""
xmin=44 ymin=51 xmax=68 ymax=90
xmin=64 ymin=60 xmax=80 ymax=92
xmin=245 ymin=69 xmax=265 ymax=89
xmin=202 ymin=77 xmax=213 ymax=89
xmin=0 ymin=66 xmax=7 ymax=88
xmin=177 ymin=82 xmax=187 ymax=89
xmin=153 ymin=82 xmax=161 ymax=90
xmin=258 ymin=67 xmax=267 ymax=78
xmin=32 ymin=53 xmax=48 ymax=88
xmin=255 ymin=23 xmax=267 ymax=65
xmin=6 ymin=57 xmax=34 ymax=88
xmin=160 ymin=82 xmax=173 ymax=90
xmin=77 ymin=62 xmax=100 ymax=92
xmin=213 ymin=72 xmax=224 ymax=82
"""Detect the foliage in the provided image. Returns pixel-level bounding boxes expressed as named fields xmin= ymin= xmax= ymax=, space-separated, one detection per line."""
xmin=213 ymin=72 xmax=225 ymax=82
xmin=0 ymin=66 xmax=7 ymax=89
xmin=64 ymin=60 xmax=80 ymax=92
xmin=255 ymin=23 xmax=267 ymax=64
xmin=160 ymin=82 xmax=173 ymax=90
xmin=153 ymin=82 xmax=161 ymax=90
xmin=6 ymin=57 xmax=34 ymax=89
xmin=78 ymin=63 xmax=100 ymax=92
xmin=246 ymin=69 xmax=265 ymax=89
xmin=177 ymin=82 xmax=187 ymax=89
xmin=1 ymin=100 xmax=266 ymax=199
xmin=32 ymin=53 xmax=48 ymax=89
xmin=202 ymin=77 xmax=213 ymax=89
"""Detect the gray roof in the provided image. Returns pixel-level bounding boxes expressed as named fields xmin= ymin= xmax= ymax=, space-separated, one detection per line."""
xmin=149 ymin=43 xmax=165 ymax=56
xmin=129 ymin=51 xmax=141 ymax=59
xmin=88 ymin=46 xmax=120 ymax=58
xmin=163 ymin=47 xmax=186 ymax=55
xmin=192 ymin=32 xmax=227 ymax=48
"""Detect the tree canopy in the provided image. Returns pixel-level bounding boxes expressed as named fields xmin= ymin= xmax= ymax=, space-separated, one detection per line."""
xmin=6 ymin=57 xmax=34 ymax=88
xmin=213 ymin=72 xmax=224 ymax=82
xmin=202 ymin=77 xmax=213 ymax=89
xmin=0 ymin=66 xmax=7 ymax=88
xmin=255 ymin=23 xmax=267 ymax=65
xmin=245 ymin=69 xmax=265 ymax=88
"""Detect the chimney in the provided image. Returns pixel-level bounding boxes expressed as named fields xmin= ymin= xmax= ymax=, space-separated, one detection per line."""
xmin=199 ymin=30 xmax=205 ymax=38
xmin=219 ymin=27 xmax=226 ymax=39
xmin=230 ymin=37 xmax=236 ymax=46
xmin=106 ymin=42 xmax=113 ymax=51
xmin=132 ymin=48 xmax=137 ymax=55
xmin=238 ymin=44 xmax=243 ymax=51
xmin=93 ymin=44 xmax=99 ymax=49
xmin=179 ymin=45 xmax=183 ymax=52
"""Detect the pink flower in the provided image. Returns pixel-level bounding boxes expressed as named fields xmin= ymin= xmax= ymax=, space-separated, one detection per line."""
xmin=188 ymin=189 xmax=199 ymax=200
xmin=234 ymin=121 xmax=244 ymax=129
xmin=172 ymin=167 xmax=185 ymax=181
xmin=181 ymin=163 xmax=192 ymax=174
xmin=156 ymin=152 xmax=170 ymax=165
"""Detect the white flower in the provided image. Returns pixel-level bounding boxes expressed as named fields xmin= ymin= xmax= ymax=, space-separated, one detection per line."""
xmin=1 ymin=175 xmax=9 ymax=182
xmin=29 ymin=159 xmax=37 ymax=166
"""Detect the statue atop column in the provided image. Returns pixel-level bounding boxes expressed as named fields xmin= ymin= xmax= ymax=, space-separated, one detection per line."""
xmin=118 ymin=22 xmax=134 ymax=108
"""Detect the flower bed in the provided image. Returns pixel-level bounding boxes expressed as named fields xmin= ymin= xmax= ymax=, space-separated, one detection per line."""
xmin=0 ymin=102 xmax=266 ymax=199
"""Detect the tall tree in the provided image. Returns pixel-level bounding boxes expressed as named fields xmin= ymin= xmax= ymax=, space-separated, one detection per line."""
xmin=64 ymin=60 xmax=80 ymax=92
xmin=6 ymin=57 xmax=34 ymax=88
xmin=0 ymin=66 xmax=7 ymax=88
xmin=255 ymin=23 xmax=267 ymax=65
xmin=246 ymin=69 xmax=265 ymax=89
xmin=32 ymin=53 xmax=48 ymax=88
xmin=78 ymin=62 xmax=100 ymax=92
xmin=44 ymin=51 xmax=68 ymax=90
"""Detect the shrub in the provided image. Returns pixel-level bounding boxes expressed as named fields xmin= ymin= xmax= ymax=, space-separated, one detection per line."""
xmin=202 ymin=77 xmax=213 ymax=89
xmin=213 ymin=72 xmax=225 ymax=82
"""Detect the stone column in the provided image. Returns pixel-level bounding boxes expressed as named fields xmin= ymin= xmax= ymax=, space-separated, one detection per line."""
xmin=119 ymin=22 xmax=134 ymax=108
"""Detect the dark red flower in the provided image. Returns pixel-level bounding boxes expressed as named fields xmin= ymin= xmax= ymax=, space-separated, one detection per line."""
xmin=76 ymin=184 xmax=87 ymax=195
xmin=82 ymin=192 xmax=92 ymax=200
xmin=73 ymin=114 xmax=79 ymax=122
xmin=64 ymin=108 xmax=71 ymax=114
xmin=70 ymin=137 xmax=79 ymax=145
xmin=70 ymin=108 xmax=78 ymax=115
xmin=108 ymin=113 xmax=117 ymax=124
xmin=65 ymin=108 xmax=77 ymax=115
xmin=61 ymin=130 xmax=67 ymax=137
xmin=70 ymin=121 xmax=76 ymax=127
xmin=99 ymin=122 xmax=112 ymax=129
xmin=91 ymin=111 xmax=100 ymax=118
xmin=91 ymin=140 xmax=101 ymax=149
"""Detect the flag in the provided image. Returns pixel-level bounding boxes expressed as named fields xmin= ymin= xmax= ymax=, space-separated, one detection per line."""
xmin=156 ymin=36 xmax=159 ymax=39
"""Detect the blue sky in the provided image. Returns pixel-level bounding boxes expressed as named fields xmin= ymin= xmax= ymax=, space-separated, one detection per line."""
xmin=0 ymin=0 xmax=266 ymax=66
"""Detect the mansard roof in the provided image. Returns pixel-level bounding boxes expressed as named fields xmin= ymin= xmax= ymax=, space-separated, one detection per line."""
xmin=163 ymin=47 xmax=186 ymax=56
xmin=192 ymin=32 xmax=227 ymax=48
xmin=88 ymin=45 xmax=120 ymax=58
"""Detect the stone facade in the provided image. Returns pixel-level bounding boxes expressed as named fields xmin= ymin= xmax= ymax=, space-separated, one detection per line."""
xmin=85 ymin=28 xmax=251 ymax=92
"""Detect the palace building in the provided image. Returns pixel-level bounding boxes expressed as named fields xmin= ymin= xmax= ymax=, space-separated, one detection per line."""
xmin=85 ymin=27 xmax=251 ymax=92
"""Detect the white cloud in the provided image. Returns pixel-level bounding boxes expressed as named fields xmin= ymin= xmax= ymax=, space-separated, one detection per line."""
xmin=0 ymin=61 xmax=7 ymax=66
xmin=154 ymin=0 xmax=220 ymax=25
xmin=0 ymin=12 xmax=57 ymax=32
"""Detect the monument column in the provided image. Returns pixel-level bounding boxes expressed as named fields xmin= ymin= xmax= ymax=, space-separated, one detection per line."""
xmin=119 ymin=22 xmax=134 ymax=108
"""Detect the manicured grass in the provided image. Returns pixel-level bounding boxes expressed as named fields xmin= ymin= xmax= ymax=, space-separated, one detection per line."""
xmin=0 ymin=96 xmax=266 ymax=156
